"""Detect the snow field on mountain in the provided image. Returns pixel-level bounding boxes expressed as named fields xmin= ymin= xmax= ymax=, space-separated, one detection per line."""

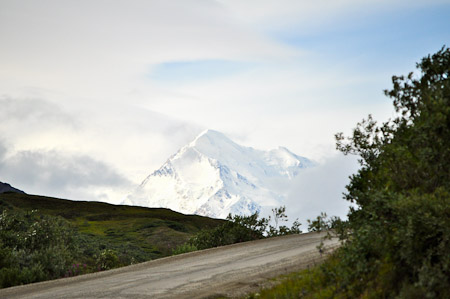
xmin=125 ymin=130 xmax=314 ymax=218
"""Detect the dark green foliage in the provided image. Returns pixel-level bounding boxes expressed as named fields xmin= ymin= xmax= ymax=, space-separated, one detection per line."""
xmin=251 ymin=46 xmax=450 ymax=298
xmin=246 ymin=254 xmax=344 ymax=299
xmin=95 ymin=249 xmax=121 ymax=271
xmin=307 ymin=212 xmax=330 ymax=232
xmin=306 ymin=213 xmax=346 ymax=236
xmin=332 ymin=46 xmax=450 ymax=297
xmin=0 ymin=210 xmax=78 ymax=288
xmin=188 ymin=207 xmax=302 ymax=250
xmin=189 ymin=212 xmax=269 ymax=250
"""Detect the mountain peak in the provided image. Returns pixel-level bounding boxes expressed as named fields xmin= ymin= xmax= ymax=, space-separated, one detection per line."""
xmin=125 ymin=130 xmax=314 ymax=218
xmin=190 ymin=129 xmax=235 ymax=148
xmin=195 ymin=129 xmax=225 ymax=140
xmin=187 ymin=129 xmax=243 ymax=162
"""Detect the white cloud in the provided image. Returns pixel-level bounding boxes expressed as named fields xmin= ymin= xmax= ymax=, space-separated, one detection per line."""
xmin=0 ymin=96 xmax=202 ymax=185
xmin=0 ymin=0 xmax=296 ymax=100
xmin=0 ymin=142 xmax=132 ymax=203
xmin=0 ymin=0 xmax=446 ymax=208
xmin=284 ymin=154 xmax=359 ymax=227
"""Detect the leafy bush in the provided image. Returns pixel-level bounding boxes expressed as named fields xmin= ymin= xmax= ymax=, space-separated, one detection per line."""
xmin=246 ymin=254 xmax=343 ymax=299
xmin=188 ymin=212 xmax=267 ymax=250
xmin=250 ymin=46 xmax=450 ymax=298
xmin=188 ymin=207 xmax=302 ymax=250
xmin=95 ymin=249 xmax=121 ymax=271
xmin=172 ymin=243 xmax=198 ymax=255
xmin=0 ymin=209 xmax=78 ymax=288
xmin=267 ymin=206 xmax=302 ymax=237
xmin=332 ymin=46 xmax=450 ymax=297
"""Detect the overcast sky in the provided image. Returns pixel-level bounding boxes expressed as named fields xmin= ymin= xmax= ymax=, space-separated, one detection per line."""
xmin=1 ymin=0 xmax=449 ymax=219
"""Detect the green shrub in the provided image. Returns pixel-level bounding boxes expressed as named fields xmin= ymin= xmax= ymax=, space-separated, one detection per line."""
xmin=0 ymin=209 xmax=78 ymax=287
xmin=95 ymin=249 xmax=121 ymax=271
xmin=330 ymin=46 xmax=450 ymax=297
xmin=172 ymin=243 xmax=198 ymax=255
xmin=188 ymin=207 xmax=302 ymax=250
xmin=250 ymin=46 xmax=450 ymax=298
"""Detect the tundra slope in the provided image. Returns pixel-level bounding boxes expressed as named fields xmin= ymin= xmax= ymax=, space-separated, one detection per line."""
xmin=125 ymin=130 xmax=314 ymax=218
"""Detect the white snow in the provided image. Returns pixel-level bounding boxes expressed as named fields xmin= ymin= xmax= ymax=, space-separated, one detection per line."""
xmin=124 ymin=130 xmax=314 ymax=218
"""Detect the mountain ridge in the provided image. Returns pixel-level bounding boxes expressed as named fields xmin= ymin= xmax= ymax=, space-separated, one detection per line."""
xmin=0 ymin=181 xmax=25 ymax=194
xmin=124 ymin=130 xmax=314 ymax=218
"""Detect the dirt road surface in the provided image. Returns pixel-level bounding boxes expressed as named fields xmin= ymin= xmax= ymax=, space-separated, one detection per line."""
xmin=0 ymin=232 xmax=339 ymax=298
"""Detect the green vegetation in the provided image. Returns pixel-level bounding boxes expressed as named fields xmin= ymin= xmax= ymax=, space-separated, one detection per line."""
xmin=0 ymin=209 xmax=77 ymax=288
xmin=246 ymin=255 xmax=344 ymax=299
xmin=248 ymin=47 xmax=450 ymax=298
xmin=172 ymin=243 xmax=198 ymax=255
xmin=0 ymin=192 xmax=223 ymax=288
xmin=185 ymin=206 xmax=301 ymax=251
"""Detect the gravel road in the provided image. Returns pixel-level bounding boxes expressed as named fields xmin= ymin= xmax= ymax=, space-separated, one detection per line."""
xmin=0 ymin=232 xmax=339 ymax=298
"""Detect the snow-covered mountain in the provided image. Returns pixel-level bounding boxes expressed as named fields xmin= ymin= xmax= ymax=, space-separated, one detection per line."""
xmin=124 ymin=130 xmax=314 ymax=218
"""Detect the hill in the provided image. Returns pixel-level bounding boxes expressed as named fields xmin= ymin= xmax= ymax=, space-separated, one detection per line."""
xmin=0 ymin=192 xmax=223 ymax=268
xmin=0 ymin=181 xmax=25 ymax=194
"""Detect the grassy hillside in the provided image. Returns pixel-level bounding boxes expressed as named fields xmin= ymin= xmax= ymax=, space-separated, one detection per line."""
xmin=0 ymin=192 xmax=223 ymax=263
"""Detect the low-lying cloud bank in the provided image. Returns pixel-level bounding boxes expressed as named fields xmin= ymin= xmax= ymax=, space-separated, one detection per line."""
xmin=0 ymin=139 xmax=132 ymax=203
xmin=284 ymin=154 xmax=359 ymax=227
